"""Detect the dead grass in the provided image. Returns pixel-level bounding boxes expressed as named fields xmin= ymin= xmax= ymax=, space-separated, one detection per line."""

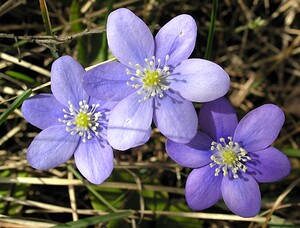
xmin=0 ymin=0 xmax=300 ymax=227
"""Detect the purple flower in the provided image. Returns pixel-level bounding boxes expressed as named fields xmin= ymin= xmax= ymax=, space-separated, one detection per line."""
xmin=22 ymin=56 xmax=117 ymax=184
xmin=166 ymin=97 xmax=291 ymax=217
xmin=83 ymin=8 xmax=230 ymax=150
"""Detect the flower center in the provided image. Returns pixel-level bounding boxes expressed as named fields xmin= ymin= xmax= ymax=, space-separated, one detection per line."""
xmin=126 ymin=55 xmax=171 ymax=102
xmin=143 ymin=70 xmax=160 ymax=87
xmin=58 ymin=100 xmax=102 ymax=143
xmin=222 ymin=150 xmax=236 ymax=164
xmin=209 ymin=137 xmax=252 ymax=179
xmin=75 ymin=112 xmax=89 ymax=128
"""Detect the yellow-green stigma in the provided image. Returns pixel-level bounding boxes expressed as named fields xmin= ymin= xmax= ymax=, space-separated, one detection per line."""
xmin=222 ymin=150 xmax=236 ymax=164
xmin=58 ymin=100 xmax=101 ymax=143
xmin=125 ymin=55 xmax=170 ymax=102
xmin=210 ymin=137 xmax=251 ymax=178
xmin=143 ymin=71 xmax=160 ymax=87
xmin=75 ymin=112 xmax=90 ymax=128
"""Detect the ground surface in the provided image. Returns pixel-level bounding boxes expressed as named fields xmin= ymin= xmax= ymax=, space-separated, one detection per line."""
xmin=0 ymin=0 xmax=299 ymax=227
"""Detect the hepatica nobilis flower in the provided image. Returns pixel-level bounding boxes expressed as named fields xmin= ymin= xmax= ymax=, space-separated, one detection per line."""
xmin=22 ymin=56 xmax=117 ymax=184
xmin=166 ymin=97 xmax=291 ymax=217
xmin=83 ymin=8 xmax=230 ymax=150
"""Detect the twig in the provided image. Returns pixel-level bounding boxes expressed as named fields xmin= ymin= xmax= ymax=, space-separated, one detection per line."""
xmin=0 ymin=28 xmax=105 ymax=45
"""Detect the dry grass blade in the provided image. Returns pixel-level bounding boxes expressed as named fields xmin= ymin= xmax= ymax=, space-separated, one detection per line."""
xmin=263 ymin=177 xmax=300 ymax=227
xmin=0 ymin=219 xmax=54 ymax=228
xmin=0 ymin=124 xmax=22 ymax=145
xmin=0 ymin=177 xmax=185 ymax=194
xmin=1 ymin=1 xmax=300 ymax=226
xmin=0 ymin=194 xmax=295 ymax=225
xmin=0 ymin=52 xmax=50 ymax=77
xmin=0 ymin=195 xmax=78 ymax=213
xmin=67 ymin=170 xmax=78 ymax=221
xmin=0 ymin=0 xmax=26 ymax=17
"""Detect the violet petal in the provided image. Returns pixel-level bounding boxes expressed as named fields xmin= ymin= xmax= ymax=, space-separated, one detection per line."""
xmin=186 ymin=165 xmax=223 ymax=210
xmin=74 ymin=137 xmax=114 ymax=184
xmin=27 ymin=125 xmax=79 ymax=169
xmin=107 ymin=8 xmax=154 ymax=67
xmin=83 ymin=62 xmax=135 ymax=101
xmin=153 ymin=92 xmax=197 ymax=143
xmin=107 ymin=92 xmax=153 ymax=150
xmin=169 ymin=59 xmax=230 ymax=102
xmin=247 ymin=147 xmax=291 ymax=183
xmin=234 ymin=104 xmax=285 ymax=152
xmin=22 ymin=94 xmax=64 ymax=130
xmin=166 ymin=132 xmax=213 ymax=168
xmin=221 ymin=173 xmax=261 ymax=217
xmin=155 ymin=14 xmax=197 ymax=67
xmin=51 ymin=56 xmax=88 ymax=107
xmin=199 ymin=97 xmax=238 ymax=141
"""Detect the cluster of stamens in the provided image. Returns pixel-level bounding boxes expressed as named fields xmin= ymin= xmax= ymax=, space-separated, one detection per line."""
xmin=209 ymin=137 xmax=252 ymax=179
xmin=126 ymin=55 xmax=171 ymax=102
xmin=58 ymin=100 xmax=102 ymax=143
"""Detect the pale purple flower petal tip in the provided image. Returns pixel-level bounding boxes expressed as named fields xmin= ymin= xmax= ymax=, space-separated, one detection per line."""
xmin=166 ymin=97 xmax=291 ymax=217
xmin=83 ymin=8 xmax=230 ymax=150
xmin=22 ymin=56 xmax=116 ymax=185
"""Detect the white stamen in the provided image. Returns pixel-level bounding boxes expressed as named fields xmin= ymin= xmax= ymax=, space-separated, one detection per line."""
xmin=209 ymin=136 xmax=251 ymax=178
xmin=125 ymin=55 xmax=171 ymax=102
xmin=58 ymin=100 xmax=102 ymax=143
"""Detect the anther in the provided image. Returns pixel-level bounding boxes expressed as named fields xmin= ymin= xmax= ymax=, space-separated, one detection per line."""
xmin=125 ymin=55 xmax=171 ymax=102
xmin=59 ymin=100 xmax=102 ymax=143
xmin=209 ymin=137 xmax=251 ymax=179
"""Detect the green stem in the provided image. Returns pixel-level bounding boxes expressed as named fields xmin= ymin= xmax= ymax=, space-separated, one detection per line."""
xmin=204 ymin=0 xmax=218 ymax=60
xmin=67 ymin=164 xmax=116 ymax=212
xmin=99 ymin=0 xmax=114 ymax=62
xmin=39 ymin=0 xmax=59 ymax=59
